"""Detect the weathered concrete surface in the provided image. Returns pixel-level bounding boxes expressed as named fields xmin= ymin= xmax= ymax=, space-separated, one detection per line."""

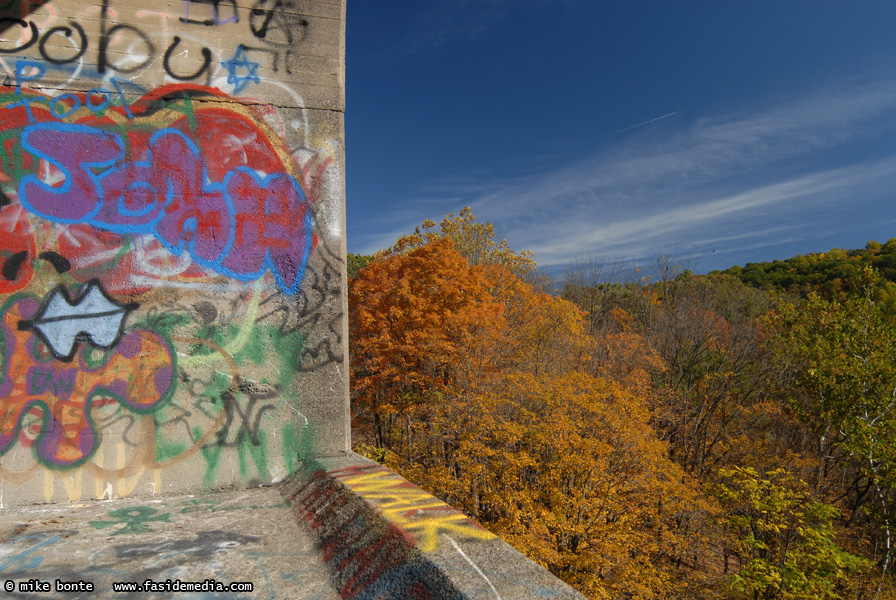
xmin=0 ymin=0 xmax=349 ymax=505
xmin=0 ymin=454 xmax=587 ymax=599
xmin=0 ymin=0 xmax=586 ymax=596
xmin=0 ymin=486 xmax=340 ymax=599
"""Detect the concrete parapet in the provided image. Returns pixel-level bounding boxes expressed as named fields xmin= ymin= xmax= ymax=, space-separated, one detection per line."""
xmin=282 ymin=454 xmax=587 ymax=600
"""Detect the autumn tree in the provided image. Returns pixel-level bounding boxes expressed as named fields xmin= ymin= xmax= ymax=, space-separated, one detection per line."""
xmin=392 ymin=372 xmax=719 ymax=600
xmin=716 ymin=466 xmax=865 ymax=600
xmin=378 ymin=207 xmax=537 ymax=298
xmin=562 ymin=266 xmax=777 ymax=477
xmin=349 ymin=213 xmax=896 ymax=600
xmin=349 ymin=237 xmax=504 ymax=450
xmin=645 ymin=273 xmax=777 ymax=476
xmin=769 ymin=267 xmax=896 ymax=589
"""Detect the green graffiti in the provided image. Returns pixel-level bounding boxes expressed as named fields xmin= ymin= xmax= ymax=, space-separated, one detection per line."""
xmin=131 ymin=305 xmax=311 ymax=486
xmin=282 ymin=423 xmax=315 ymax=475
xmin=233 ymin=326 xmax=268 ymax=365
xmin=139 ymin=312 xmax=192 ymax=338
xmin=238 ymin=428 xmax=268 ymax=481
xmin=171 ymin=94 xmax=199 ymax=133
xmin=89 ymin=507 xmax=171 ymax=535
xmin=156 ymin=437 xmax=187 ymax=463
xmin=282 ymin=424 xmax=300 ymax=474
xmin=277 ymin=334 xmax=304 ymax=389
xmin=198 ymin=425 xmax=223 ymax=488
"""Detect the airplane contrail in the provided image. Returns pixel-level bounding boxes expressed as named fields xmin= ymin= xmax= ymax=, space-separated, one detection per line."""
xmin=608 ymin=111 xmax=677 ymax=136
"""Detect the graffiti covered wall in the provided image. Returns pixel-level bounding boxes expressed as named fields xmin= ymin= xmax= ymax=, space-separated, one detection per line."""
xmin=0 ymin=0 xmax=347 ymax=505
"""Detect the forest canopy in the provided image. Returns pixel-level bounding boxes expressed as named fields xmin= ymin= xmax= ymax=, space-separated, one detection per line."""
xmin=349 ymin=210 xmax=896 ymax=600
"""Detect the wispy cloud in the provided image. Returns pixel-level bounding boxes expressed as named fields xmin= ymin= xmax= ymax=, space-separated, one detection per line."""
xmin=524 ymin=159 xmax=896 ymax=262
xmin=355 ymin=77 xmax=896 ymax=265
xmin=441 ymin=78 xmax=896 ymax=266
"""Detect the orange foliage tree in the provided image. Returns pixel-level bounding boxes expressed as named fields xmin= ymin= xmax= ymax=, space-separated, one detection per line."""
xmin=348 ymin=214 xmax=778 ymax=599
xmin=349 ymin=237 xmax=504 ymax=449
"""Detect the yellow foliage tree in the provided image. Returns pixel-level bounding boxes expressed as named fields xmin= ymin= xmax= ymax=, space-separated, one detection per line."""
xmin=393 ymin=372 xmax=719 ymax=599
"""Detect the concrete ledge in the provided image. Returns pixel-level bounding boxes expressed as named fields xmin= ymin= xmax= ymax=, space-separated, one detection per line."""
xmin=282 ymin=453 xmax=586 ymax=600
xmin=0 ymin=456 xmax=585 ymax=599
xmin=0 ymin=486 xmax=340 ymax=599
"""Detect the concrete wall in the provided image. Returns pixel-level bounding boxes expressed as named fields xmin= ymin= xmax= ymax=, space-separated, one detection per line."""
xmin=282 ymin=455 xmax=588 ymax=600
xmin=0 ymin=0 xmax=348 ymax=505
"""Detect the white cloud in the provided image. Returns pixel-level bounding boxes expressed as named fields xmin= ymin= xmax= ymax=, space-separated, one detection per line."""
xmin=449 ymin=79 xmax=896 ymax=266
xmin=355 ymin=78 xmax=896 ymax=264
xmin=525 ymin=159 xmax=896 ymax=263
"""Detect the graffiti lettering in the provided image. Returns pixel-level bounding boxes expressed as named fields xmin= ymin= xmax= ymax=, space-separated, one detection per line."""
xmin=0 ymin=0 xmax=315 ymax=86
xmin=250 ymin=0 xmax=307 ymax=45
xmin=333 ymin=466 xmax=496 ymax=552
xmin=10 ymin=61 xmax=135 ymax=121
xmin=37 ymin=22 xmax=86 ymax=65
xmin=0 ymin=293 xmax=175 ymax=467
xmin=163 ymin=36 xmax=212 ymax=81
xmin=0 ymin=0 xmax=342 ymax=506
xmin=0 ymin=18 xmax=38 ymax=54
xmin=97 ymin=0 xmax=154 ymax=74
xmin=249 ymin=0 xmax=307 ymax=73
xmin=0 ymin=4 xmax=219 ymax=82
xmin=215 ymin=385 xmax=277 ymax=448
xmin=27 ymin=368 xmax=77 ymax=399
xmin=18 ymin=123 xmax=312 ymax=294
xmin=181 ymin=0 xmax=239 ymax=26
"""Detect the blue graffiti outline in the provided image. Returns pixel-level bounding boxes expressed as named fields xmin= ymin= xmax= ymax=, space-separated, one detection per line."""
xmin=0 ymin=534 xmax=62 ymax=572
xmin=222 ymin=46 xmax=261 ymax=95
xmin=16 ymin=123 xmax=311 ymax=294
xmin=19 ymin=122 xmax=125 ymax=224
xmin=142 ymin=129 xmax=239 ymax=282
xmin=220 ymin=167 xmax=312 ymax=295
xmin=90 ymin=127 xmax=238 ymax=270
xmin=10 ymin=60 xmax=137 ymax=121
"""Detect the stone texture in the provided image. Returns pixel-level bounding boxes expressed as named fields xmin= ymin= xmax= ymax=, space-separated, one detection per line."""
xmin=0 ymin=0 xmax=348 ymax=505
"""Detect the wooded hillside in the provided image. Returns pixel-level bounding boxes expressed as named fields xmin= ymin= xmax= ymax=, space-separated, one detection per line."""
xmin=349 ymin=209 xmax=896 ymax=599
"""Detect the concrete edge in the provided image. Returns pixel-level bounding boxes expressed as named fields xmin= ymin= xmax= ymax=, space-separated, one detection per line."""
xmin=280 ymin=453 xmax=587 ymax=600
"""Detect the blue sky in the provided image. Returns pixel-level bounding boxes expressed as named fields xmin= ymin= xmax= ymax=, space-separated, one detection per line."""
xmin=346 ymin=1 xmax=896 ymax=273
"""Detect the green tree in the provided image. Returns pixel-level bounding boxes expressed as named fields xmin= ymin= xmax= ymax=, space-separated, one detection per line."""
xmin=769 ymin=267 xmax=896 ymax=586
xmin=347 ymin=253 xmax=373 ymax=279
xmin=716 ymin=466 xmax=866 ymax=600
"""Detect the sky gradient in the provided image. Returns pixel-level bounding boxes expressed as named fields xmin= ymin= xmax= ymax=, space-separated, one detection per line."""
xmin=346 ymin=1 xmax=896 ymax=274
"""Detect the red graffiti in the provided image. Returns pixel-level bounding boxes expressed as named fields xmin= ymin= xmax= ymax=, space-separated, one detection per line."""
xmin=0 ymin=82 xmax=318 ymax=295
